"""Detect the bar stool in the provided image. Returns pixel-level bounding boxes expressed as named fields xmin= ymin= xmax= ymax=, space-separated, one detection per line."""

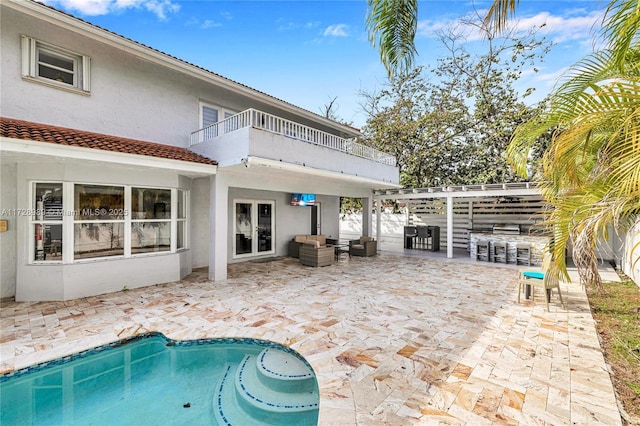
xmin=516 ymin=242 xmax=531 ymax=266
xmin=493 ymin=241 xmax=507 ymax=263
xmin=476 ymin=240 xmax=490 ymax=262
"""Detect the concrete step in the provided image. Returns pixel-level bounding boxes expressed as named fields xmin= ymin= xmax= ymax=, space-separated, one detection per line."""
xmin=255 ymin=348 xmax=316 ymax=393
xmin=213 ymin=348 xmax=319 ymax=426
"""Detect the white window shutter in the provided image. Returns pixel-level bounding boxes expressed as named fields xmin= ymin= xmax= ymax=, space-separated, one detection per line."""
xmin=20 ymin=35 xmax=34 ymax=77
xmin=82 ymin=55 xmax=91 ymax=92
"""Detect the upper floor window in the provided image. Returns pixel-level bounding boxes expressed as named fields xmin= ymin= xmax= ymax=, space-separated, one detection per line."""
xmin=200 ymin=102 xmax=234 ymax=129
xmin=21 ymin=35 xmax=91 ymax=93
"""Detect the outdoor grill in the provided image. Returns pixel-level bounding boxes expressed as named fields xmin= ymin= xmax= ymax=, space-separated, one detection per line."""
xmin=492 ymin=224 xmax=521 ymax=235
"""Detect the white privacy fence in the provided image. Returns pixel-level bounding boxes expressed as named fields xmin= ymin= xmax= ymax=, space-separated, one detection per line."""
xmin=622 ymin=221 xmax=640 ymax=285
xmin=339 ymin=212 xmax=407 ymax=251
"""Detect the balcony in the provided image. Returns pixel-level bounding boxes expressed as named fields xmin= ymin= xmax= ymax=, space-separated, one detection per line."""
xmin=189 ymin=109 xmax=396 ymax=167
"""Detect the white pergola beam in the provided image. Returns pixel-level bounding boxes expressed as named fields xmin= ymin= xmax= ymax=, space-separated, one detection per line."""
xmin=372 ymin=182 xmax=544 ymax=259
xmin=378 ymin=188 xmax=539 ymax=201
xmin=446 ymin=195 xmax=453 ymax=258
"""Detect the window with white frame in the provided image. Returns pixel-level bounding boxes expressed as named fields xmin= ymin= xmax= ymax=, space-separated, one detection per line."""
xmin=21 ymin=35 xmax=90 ymax=92
xmin=29 ymin=183 xmax=188 ymax=262
xmin=200 ymin=102 xmax=235 ymax=128
xmin=31 ymin=182 xmax=64 ymax=262
xmin=74 ymin=184 xmax=125 ymax=259
xmin=176 ymin=190 xmax=188 ymax=250
xmin=131 ymin=187 xmax=171 ymax=254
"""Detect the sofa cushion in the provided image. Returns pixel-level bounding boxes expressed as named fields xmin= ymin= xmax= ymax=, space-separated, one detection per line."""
xmin=522 ymin=271 xmax=544 ymax=280
xmin=294 ymin=235 xmax=308 ymax=243
xmin=360 ymin=236 xmax=374 ymax=243
xmin=352 ymin=244 xmax=364 ymax=249
xmin=306 ymin=235 xmax=326 ymax=246
xmin=303 ymin=240 xmax=321 ymax=249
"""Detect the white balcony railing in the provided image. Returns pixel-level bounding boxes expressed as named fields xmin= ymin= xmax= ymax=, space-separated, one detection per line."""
xmin=189 ymin=108 xmax=396 ymax=166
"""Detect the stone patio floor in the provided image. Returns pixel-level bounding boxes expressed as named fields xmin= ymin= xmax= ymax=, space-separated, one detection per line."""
xmin=0 ymin=252 xmax=623 ymax=425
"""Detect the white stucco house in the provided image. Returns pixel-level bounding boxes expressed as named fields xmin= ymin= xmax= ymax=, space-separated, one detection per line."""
xmin=0 ymin=0 xmax=400 ymax=301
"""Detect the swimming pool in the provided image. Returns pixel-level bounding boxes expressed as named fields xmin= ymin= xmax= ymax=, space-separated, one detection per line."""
xmin=0 ymin=333 xmax=319 ymax=425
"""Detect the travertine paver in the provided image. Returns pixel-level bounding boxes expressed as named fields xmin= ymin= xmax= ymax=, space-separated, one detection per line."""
xmin=0 ymin=253 xmax=623 ymax=424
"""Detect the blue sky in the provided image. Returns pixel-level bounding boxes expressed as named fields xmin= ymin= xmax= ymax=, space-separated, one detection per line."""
xmin=45 ymin=1 xmax=605 ymax=128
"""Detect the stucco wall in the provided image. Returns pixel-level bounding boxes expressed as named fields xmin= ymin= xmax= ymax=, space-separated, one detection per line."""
xmin=0 ymin=163 xmax=17 ymax=299
xmin=191 ymin=177 xmax=211 ymax=269
xmin=593 ymin=224 xmax=624 ymax=265
xmin=228 ymin=188 xmax=340 ymax=261
xmin=0 ymin=6 xmax=355 ymax=148
xmin=1 ymin=7 xmax=188 ymax=146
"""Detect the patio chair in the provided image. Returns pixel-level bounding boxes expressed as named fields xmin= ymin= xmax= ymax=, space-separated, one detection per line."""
xmin=517 ymin=269 xmax=565 ymax=311
xmin=299 ymin=241 xmax=334 ymax=267
xmin=349 ymin=237 xmax=377 ymax=257
xmin=476 ymin=240 xmax=490 ymax=262
xmin=516 ymin=242 xmax=532 ymax=266
xmin=416 ymin=226 xmax=430 ymax=249
xmin=404 ymin=226 xmax=417 ymax=249
xmin=492 ymin=241 xmax=507 ymax=264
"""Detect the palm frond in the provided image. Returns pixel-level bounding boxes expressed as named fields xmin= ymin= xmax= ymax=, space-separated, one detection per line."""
xmin=483 ymin=0 xmax=519 ymax=34
xmin=602 ymin=0 xmax=640 ymax=70
xmin=366 ymin=0 xmax=418 ymax=78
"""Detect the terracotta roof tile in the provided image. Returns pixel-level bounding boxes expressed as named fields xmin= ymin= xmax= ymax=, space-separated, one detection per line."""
xmin=0 ymin=117 xmax=217 ymax=166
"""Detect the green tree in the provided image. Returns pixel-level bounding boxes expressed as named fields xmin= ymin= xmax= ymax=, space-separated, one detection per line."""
xmin=367 ymin=0 xmax=640 ymax=286
xmin=361 ymin=15 xmax=550 ymax=188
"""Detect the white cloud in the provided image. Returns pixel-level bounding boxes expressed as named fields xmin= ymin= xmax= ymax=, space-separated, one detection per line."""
xmin=535 ymin=67 xmax=569 ymax=84
xmin=277 ymin=20 xmax=298 ymax=31
xmin=276 ymin=19 xmax=320 ymax=32
xmin=186 ymin=17 xmax=221 ymax=29
xmin=200 ymin=19 xmax=221 ymax=29
xmin=417 ymin=16 xmax=485 ymax=41
xmin=323 ymin=24 xmax=349 ymax=37
xmin=417 ymin=9 xmax=603 ymax=45
xmin=510 ymin=11 xmax=602 ymax=44
xmin=142 ymin=0 xmax=180 ymax=20
xmin=46 ymin=0 xmax=111 ymax=15
xmin=44 ymin=0 xmax=180 ymax=20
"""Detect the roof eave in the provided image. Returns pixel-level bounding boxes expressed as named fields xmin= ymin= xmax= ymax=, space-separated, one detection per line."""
xmin=0 ymin=137 xmax=218 ymax=176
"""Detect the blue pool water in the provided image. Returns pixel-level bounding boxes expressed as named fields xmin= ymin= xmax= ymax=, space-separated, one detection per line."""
xmin=0 ymin=333 xmax=319 ymax=425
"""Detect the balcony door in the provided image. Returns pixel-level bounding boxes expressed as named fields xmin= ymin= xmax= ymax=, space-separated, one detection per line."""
xmin=234 ymin=199 xmax=275 ymax=258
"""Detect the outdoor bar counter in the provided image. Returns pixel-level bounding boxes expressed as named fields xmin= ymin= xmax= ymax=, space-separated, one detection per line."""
xmin=469 ymin=231 xmax=550 ymax=266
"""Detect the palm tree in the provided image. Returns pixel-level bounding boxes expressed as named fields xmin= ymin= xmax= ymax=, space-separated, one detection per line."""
xmin=493 ymin=0 xmax=640 ymax=286
xmin=483 ymin=0 xmax=520 ymax=35
xmin=367 ymin=0 xmax=640 ymax=285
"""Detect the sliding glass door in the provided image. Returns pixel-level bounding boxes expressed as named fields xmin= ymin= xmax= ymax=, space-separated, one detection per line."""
xmin=234 ymin=199 xmax=274 ymax=258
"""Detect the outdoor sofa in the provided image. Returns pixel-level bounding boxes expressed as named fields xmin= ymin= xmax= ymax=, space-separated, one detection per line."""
xmin=288 ymin=234 xmax=328 ymax=258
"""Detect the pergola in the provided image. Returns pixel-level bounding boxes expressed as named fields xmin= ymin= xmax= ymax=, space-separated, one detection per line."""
xmin=372 ymin=182 xmax=543 ymax=258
